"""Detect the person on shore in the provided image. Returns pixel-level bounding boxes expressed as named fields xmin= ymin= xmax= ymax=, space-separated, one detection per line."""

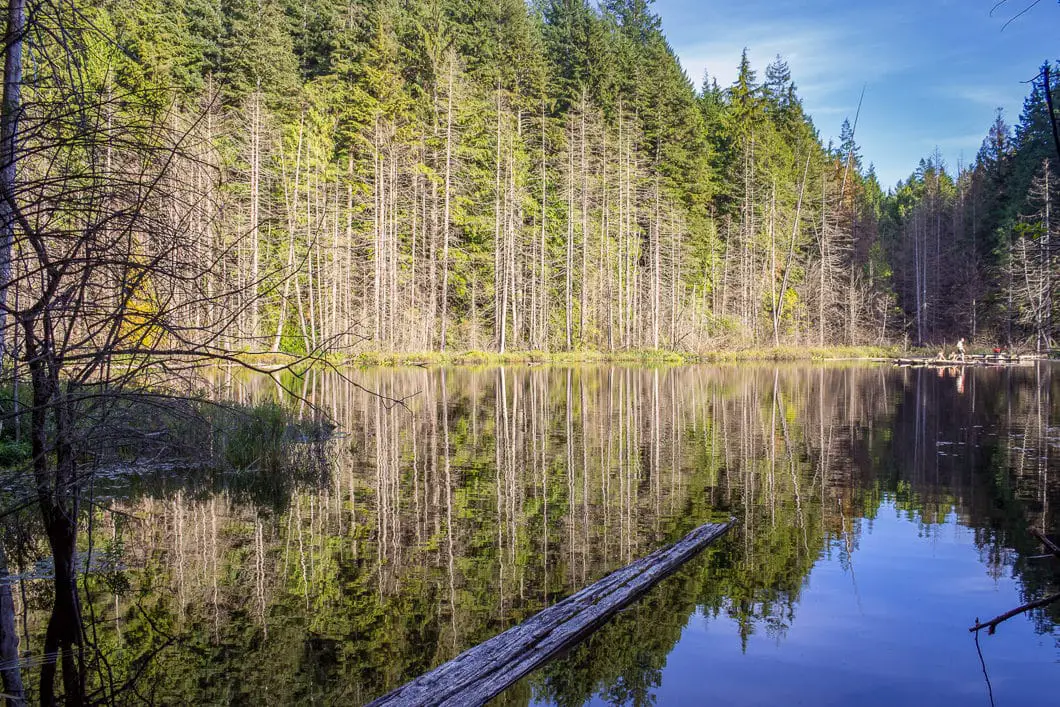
xmin=957 ymin=337 xmax=966 ymax=362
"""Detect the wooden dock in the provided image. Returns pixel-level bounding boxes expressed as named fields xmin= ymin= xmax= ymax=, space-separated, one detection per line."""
xmin=367 ymin=519 xmax=734 ymax=707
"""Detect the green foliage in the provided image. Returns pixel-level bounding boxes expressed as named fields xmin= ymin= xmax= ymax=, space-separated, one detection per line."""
xmin=0 ymin=438 xmax=30 ymax=467
xmin=218 ymin=0 xmax=300 ymax=103
xmin=215 ymin=401 xmax=293 ymax=472
xmin=881 ymin=63 xmax=1060 ymax=346
xmin=55 ymin=0 xmax=1060 ymax=359
xmin=82 ymin=0 xmax=914 ymax=356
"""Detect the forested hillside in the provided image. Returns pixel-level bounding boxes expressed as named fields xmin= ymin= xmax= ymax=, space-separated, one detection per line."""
xmin=881 ymin=69 xmax=1060 ymax=350
xmin=27 ymin=0 xmax=1060 ymax=352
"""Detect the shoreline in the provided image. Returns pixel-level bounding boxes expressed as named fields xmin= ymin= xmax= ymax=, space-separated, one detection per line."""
xmin=232 ymin=345 xmax=914 ymax=370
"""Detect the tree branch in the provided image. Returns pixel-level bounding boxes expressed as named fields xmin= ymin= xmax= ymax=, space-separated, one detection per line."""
xmin=969 ymin=592 xmax=1060 ymax=634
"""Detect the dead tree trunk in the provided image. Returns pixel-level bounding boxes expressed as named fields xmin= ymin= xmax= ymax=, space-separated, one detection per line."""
xmin=0 ymin=0 xmax=25 ymax=357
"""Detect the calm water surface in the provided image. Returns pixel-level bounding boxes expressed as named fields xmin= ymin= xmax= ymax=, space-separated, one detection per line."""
xmin=31 ymin=364 xmax=1060 ymax=704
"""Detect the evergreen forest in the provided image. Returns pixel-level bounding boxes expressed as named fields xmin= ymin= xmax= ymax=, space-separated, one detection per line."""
xmin=7 ymin=0 xmax=1060 ymax=355
xmin=5 ymin=2 xmax=1060 ymax=702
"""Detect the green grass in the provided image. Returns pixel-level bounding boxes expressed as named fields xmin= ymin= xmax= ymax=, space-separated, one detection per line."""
xmin=261 ymin=345 xmax=906 ymax=368
xmin=158 ymin=397 xmax=332 ymax=479
xmin=341 ymin=348 xmax=690 ymax=367
xmin=0 ymin=381 xmax=32 ymax=468
xmin=211 ymin=401 xmax=296 ymax=474
xmin=0 ymin=438 xmax=30 ymax=466
xmin=692 ymin=345 xmax=903 ymax=363
xmin=190 ymin=401 xmax=331 ymax=510
xmin=0 ymin=375 xmax=329 ymax=482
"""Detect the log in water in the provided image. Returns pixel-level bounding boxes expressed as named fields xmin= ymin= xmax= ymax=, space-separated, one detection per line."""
xmin=368 ymin=519 xmax=734 ymax=707
xmin=891 ymin=354 xmax=1039 ymax=368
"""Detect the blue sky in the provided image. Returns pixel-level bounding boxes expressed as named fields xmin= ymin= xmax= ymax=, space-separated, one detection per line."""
xmin=654 ymin=0 xmax=1060 ymax=190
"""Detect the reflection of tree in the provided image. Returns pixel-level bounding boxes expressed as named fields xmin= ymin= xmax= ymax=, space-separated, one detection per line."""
xmin=877 ymin=365 xmax=1060 ymax=628
xmin=11 ymin=364 xmax=1060 ymax=703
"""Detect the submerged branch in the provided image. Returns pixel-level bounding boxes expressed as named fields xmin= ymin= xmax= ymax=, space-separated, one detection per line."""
xmin=970 ymin=527 xmax=1060 ymax=634
xmin=1028 ymin=528 xmax=1060 ymax=559
xmin=970 ymin=592 xmax=1060 ymax=634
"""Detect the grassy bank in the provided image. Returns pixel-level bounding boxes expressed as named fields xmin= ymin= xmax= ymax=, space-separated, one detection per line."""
xmin=692 ymin=345 xmax=906 ymax=363
xmin=231 ymin=345 xmax=909 ymax=370
xmin=0 ymin=382 xmax=330 ymax=483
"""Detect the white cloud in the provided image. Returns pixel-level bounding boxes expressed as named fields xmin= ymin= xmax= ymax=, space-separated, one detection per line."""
xmin=674 ymin=20 xmax=902 ymax=104
xmin=654 ymin=0 xmax=1057 ymax=189
xmin=918 ymin=132 xmax=988 ymax=149
xmin=946 ymin=84 xmax=1028 ymax=111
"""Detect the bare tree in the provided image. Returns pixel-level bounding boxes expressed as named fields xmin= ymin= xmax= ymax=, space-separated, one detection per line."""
xmin=0 ymin=0 xmax=21 ymax=351
xmin=0 ymin=0 xmax=26 ymax=701
xmin=0 ymin=7 xmax=345 ymax=703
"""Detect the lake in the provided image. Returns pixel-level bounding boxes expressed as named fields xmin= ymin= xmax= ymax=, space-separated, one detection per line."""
xmin=26 ymin=363 xmax=1060 ymax=704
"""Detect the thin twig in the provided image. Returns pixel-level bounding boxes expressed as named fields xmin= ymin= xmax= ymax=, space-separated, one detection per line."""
xmin=1001 ymin=0 xmax=1044 ymax=31
xmin=974 ymin=626 xmax=996 ymax=707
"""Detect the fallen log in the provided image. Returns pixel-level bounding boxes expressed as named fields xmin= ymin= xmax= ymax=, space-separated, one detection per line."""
xmin=891 ymin=357 xmax=1035 ymax=368
xmin=368 ymin=519 xmax=734 ymax=707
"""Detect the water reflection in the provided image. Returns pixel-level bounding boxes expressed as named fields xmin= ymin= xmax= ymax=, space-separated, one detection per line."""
xmin=13 ymin=364 xmax=1060 ymax=704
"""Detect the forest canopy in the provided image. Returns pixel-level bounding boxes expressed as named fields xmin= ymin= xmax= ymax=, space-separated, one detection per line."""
xmin=15 ymin=0 xmax=1060 ymax=353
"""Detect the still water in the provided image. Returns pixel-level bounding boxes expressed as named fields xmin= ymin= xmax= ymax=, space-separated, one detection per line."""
xmin=34 ymin=364 xmax=1060 ymax=704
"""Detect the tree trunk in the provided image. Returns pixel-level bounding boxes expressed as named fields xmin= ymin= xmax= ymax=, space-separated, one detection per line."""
xmin=440 ymin=56 xmax=454 ymax=352
xmin=0 ymin=0 xmax=25 ymax=358
xmin=39 ymin=508 xmax=83 ymax=707
xmin=494 ymin=89 xmax=505 ymax=353
xmin=249 ymin=88 xmax=261 ymax=341
xmin=565 ymin=119 xmax=574 ymax=351
xmin=0 ymin=545 xmax=23 ymax=705
xmin=579 ymin=95 xmax=589 ymax=345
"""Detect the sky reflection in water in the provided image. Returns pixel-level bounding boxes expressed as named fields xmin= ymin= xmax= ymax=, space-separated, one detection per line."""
xmin=631 ymin=504 xmax=1059 ymax=707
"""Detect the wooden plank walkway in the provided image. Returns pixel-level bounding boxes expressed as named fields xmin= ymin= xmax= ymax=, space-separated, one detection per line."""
xmin=367 ymin=519 xmax=734 ymax=707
